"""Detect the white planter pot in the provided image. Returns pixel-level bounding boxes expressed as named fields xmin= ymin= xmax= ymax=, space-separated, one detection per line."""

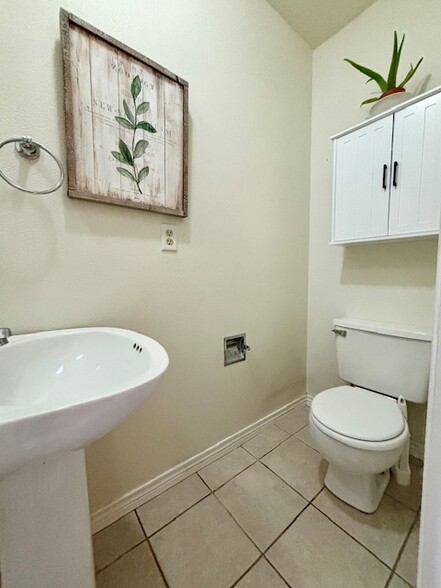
xmin=369 ymin=91 xmax=413 ymax=117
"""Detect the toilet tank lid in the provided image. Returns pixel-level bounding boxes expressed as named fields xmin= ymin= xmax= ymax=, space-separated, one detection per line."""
xmin=333 ymin=318 xmax=432 ymax=342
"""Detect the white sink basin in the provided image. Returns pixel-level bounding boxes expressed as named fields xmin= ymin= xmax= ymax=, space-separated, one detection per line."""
xmin=0 ymin=327 xmax=169 ymax=478
xmin=0 ymin=327 xmax=169 ymax=588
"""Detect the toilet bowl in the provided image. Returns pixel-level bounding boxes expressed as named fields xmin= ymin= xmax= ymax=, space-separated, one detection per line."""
xmin=313 ymin=317 xmax=431 ymax=513
xmin=310 ymin=385 xmax=409 ymax=513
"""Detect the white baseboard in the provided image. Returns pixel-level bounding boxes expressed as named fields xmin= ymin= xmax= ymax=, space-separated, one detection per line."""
xmin=91 ymin=395 xmax=307 ymax=533
xmin=91 ymin=393 xmax=424 ymax=533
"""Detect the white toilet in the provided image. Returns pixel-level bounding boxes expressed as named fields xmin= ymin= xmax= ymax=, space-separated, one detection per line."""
xmin=310 ymin=318 xmax=431 ymax=514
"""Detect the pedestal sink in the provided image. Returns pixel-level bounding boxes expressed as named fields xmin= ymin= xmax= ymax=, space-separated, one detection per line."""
xmin=0 ymin=327 xmax=169 ymax=588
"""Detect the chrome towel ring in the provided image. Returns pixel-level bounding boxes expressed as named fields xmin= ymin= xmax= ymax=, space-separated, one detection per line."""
xmin=0 ymin=136 xmax=64 ymax=195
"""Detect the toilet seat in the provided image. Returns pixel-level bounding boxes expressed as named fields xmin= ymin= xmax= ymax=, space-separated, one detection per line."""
xmin=310 ymin=386 xmax=407 ymax=451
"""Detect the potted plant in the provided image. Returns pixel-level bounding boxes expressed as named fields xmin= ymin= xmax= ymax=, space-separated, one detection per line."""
xmin=345 ymin=32 xmax=423 ymax=116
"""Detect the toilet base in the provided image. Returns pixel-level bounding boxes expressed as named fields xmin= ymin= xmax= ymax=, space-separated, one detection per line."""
xmin=324 ymin=463 xmax=390 ymax=514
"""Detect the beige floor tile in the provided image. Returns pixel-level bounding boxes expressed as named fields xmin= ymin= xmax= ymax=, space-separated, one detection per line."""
xmin=267 ymin=506 xmax=390 ymax=588
xmin=93 ymin=512 xmax=145 ymax=572
xmin=198 ymin=447 xmax=255 ymax=490
xmin=294 ymin=425 xmax=320 ymax=452
xmin=274 ymin=405 xmax=309 ymax=435
xmin=216 ymin=462 xmax=307 ymax=550
xmin=386 ymin=459 xmax=423 ymax=511
xmin=235 ymin=558 xmax=288 ymax=587
xmin=396 ymin=519 xmax=420 ymax=587
xmin=388 ymin=575 xmax=412 ymax=588
xmin=137 ymin=474 xmax=210 ymax=536
xmin=150 ymin=495 xmax=259 ymax=588
xmin=95 ymin=542 xmax=166 ymax=588
xmin=261 ymin=436 xmax=326 ymax=500
xmin=313 ymin=489 xmax=415 ymax=567
xmin=242 ymin=424 xmax=289 ymax=459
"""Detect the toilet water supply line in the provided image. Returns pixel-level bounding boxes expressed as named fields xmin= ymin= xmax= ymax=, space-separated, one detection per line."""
xmin=392 ymin=396 xmax=411 ymax=486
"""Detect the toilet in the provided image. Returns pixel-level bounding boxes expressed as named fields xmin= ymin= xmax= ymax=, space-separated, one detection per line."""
xmin=310 ymin=318 xmax=431 ymax=514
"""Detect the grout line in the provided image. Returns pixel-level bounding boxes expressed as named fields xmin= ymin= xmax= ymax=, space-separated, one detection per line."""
xmin=384 ymin=488 xmax=421 ymax=514
xmin=212 ymin=492 xmax=263 ymax=553
xmin=218 ymin=484 xmax=308 ymax=558
xmin=384 ymin=509 xmax=419 ymax=587
xmin=94 ymin=417 xmax=419 ymax=588
xmin=240 ymin=445 xmax=258 ymax=459
xmin=384 ymin=489 xmax=420 ymax=512
xmin=210 ymin=468 xmax=316 ymax=563
xmin=384 ymin=479 xmax=423 ymax=513
xmin=228 ymin=555 xmax=265 ymax=588
xmin=292 ymin=426 xmax=321 ymax=454
xmin=135 ymin=510 xmax=171 ymax=588
xmin=94 ymin=539 xmax=145 ymax=575
xmin=271 ymin=405 xmax=310 ymax=436
xmin=146 ymin=460 xmax=260 ymax=540
xmin=92 ymin=510 xmax=136 ymax=538
xmin=309 ymin=485 xmax=325 ymax=503
xmin=92 ymin=400 xmax=309 ymax=534
xmin=197 ymin=445 xmax=240 ymax=473
xmin=133 ymin=448 xmax=256 ymax=539
xmin=384 ymin=570 xmax=413 ymax=588
xmin=196 ymin=470 xmax=212 ymax=491
xmin=142 ymin=459 xmax=260 ymax=543
xmin=146 ymin=492 xmax=212 ymax=540
xmin=146 ymin=535 xmax=171 ymax=588
xmin=199 ymin=460 xmax=257 ymax=493
xmin=258 ymin=458 xmax=319 ymax=504
xmin=272 ymin=421 xmax=306 ymax=436
xmin=309 ymin=502 xmax=397 ymax=572
xmin=121 ymin=443 xmax=250 ymax=520
xmin=205 ymin=458 xmax=316 ymax=560
xmin=263 ymin=554 xmax=292 ymax=587
xmin=262 ymin=502 xmax=311 ymax=555
xmin=240 ymin=433 xmax=291 ymax=461
xmin=203 ymin=455 xmax=322 ymax=561
xmin=143 ymin=461 xmax=416 ymax=587
xmin=129 ymin=470 xmax=198 ymax=513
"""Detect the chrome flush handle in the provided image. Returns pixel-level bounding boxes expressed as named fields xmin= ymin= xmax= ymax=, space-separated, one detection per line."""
xmin=331 ymin=328 xmax=347 ymax=337
xmin=0 ymin=327 xmax=12 ymax=346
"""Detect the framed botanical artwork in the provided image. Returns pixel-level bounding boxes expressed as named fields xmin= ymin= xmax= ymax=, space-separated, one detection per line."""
xmin=60 ymin=9 xmax=188 ymax=217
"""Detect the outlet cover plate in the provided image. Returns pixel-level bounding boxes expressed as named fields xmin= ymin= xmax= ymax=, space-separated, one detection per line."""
xmin=161 ymin=224 xmax=178 ymax=252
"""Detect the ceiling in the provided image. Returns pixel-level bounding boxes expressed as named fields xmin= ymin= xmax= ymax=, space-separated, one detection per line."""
xmin=266 ymin=0 xmax=378 ymax=48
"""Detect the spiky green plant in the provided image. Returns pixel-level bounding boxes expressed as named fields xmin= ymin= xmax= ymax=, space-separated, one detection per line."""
xmin=345 ymin=32 xmax=423 ymax=106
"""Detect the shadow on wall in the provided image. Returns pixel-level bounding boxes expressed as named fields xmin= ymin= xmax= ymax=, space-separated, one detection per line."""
xmin=340 ymin=238 xmax=438 ymax=288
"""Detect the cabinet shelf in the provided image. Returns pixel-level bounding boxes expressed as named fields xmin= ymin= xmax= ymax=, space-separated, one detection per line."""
xmin=331 ymin=87 xmax=441 ymax=245
xmin=330 ymin=231 xmax=438 ymax=246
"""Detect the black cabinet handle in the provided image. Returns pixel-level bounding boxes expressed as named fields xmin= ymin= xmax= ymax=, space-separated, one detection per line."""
xmin=393 ymin=161 xmax=399 ymax=187
xmin=382 ymin=164 xmax=388 ymax=190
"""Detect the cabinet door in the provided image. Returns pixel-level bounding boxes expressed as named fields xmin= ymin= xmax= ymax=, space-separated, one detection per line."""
xmin=389 ymin=93 xmax=441 ymax=235
xmin=333 ymin=116 xmax=393 ymax=242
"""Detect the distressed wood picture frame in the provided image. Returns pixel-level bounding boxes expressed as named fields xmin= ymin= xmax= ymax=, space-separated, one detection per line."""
xmin=60 ymin=9 xmax=188 ymax=217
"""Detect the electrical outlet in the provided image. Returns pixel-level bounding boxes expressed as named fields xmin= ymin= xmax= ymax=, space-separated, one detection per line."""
xmin=161 ymin=224 xmax=178 ymax=252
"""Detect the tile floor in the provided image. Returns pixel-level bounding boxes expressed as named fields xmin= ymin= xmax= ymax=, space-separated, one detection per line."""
xmin=93 ymin=405 xmax=422 ymax=588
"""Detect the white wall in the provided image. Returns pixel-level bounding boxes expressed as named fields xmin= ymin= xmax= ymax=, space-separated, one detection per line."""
xmin=0 ymin=1 xmax=311 ymax=512
xmin=307 ymin=0 xmax=441 ymax=444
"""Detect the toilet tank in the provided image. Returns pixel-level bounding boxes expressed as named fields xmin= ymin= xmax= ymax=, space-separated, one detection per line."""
xmin=333 ymin=318 xmax=432 ymax=403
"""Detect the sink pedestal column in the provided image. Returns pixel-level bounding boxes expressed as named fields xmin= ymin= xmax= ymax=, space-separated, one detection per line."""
xmin=0 ymin=450 xmax=95 ymax=588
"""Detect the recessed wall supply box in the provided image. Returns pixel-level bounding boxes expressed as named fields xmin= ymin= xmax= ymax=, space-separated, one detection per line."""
xmin=224 ymin=334 xmax=250 ymax=366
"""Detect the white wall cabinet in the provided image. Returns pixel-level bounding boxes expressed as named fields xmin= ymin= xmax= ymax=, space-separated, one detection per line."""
xmin=332 ymin=88 xmax=441 ymax=244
